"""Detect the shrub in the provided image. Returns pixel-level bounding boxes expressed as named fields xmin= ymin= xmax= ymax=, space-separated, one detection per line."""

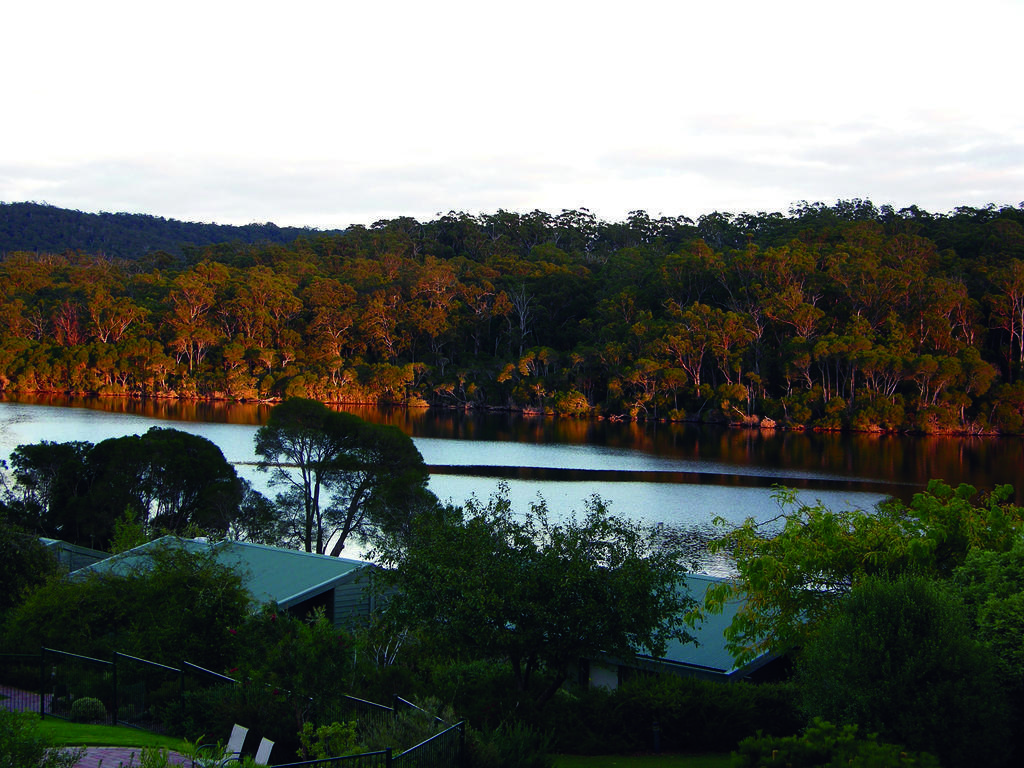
xmin=467 ymin=722 xmax=554 ymax=768
xmin=0 ymin=708 xmax=85 ymax=768
xmin=732 ymin=718 xmax=940 ymax=767
xmin=69 ymin=696 xmax=107 ymax=723
xmin=360 ymin=697 xmax=455 ymax=754
xmin=797 ymin=575 xmax=1011 ymax=767
xmin=297 ymin=721 xmax=365 ymax=760
xmin=541 ymin=675 xmax=801 ymax=754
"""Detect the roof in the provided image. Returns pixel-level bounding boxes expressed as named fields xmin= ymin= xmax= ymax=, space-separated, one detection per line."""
xmin=40 ymin=538 xmax=109 ymax=572
xmin=76 ymin=536 xmax=372 ymax=609
xmin=632 ymin=573 xmax=772 ymax=679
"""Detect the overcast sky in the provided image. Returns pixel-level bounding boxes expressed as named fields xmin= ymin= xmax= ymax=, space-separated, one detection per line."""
xmin=2 ymin=1 xmax=1022 ymax=229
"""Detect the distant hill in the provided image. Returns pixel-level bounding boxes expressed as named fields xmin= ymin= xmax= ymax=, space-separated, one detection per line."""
xmin=0 ymin=202 xmax=343 ymax=260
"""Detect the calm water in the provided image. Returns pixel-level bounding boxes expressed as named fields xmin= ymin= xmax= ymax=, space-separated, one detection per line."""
xmin=3 ymin=395 xmax=1022 ymax=567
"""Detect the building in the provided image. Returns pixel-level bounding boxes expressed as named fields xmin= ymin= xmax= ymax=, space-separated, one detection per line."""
xmin=75 ymin=536 xmax=378 ymax=629
xmin=582 ymin=573 xmax=779 ymax=688
xmin=40 ymin=538 xmax=109 ymax=572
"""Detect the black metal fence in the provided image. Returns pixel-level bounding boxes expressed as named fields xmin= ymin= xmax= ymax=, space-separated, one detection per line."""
xmin=0 ymin=653 xmax=43 ymax=714
xmin=393 ymin=722 xmax=465 ymax=768
xmin=115 ymin=653 xmax=181 ymax=731
xmin=272 ymin=722 xmax=464 ymax=768
xmin=43 ymin=647 xmax=116 ymax=726
xmin=1 ymin=650 xmax=465 ymax=768
xmin=273 ymin=749 xmax=392 ymax=768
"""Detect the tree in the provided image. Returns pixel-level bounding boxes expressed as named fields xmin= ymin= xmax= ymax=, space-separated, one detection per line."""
xmin=379 ymin=485 xmax=694 ymax=709
xmin=4 ymin=429 xmax=246 ymax=549
xmin=796 ymin=575 xmax=1009 ymax=768
xmin=254 ymin=398 xmax=431 ymax=555
xmin=0 ymin=512 xmax=62 ymax=615
xmin=706 ymin=481 xmax=1024 ymax=663
xmin=3 ymin=540 xmax=251 ymax=669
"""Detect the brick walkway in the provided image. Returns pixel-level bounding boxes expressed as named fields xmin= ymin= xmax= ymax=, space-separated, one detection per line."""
xmin=3 ymin=687 xmax=191 ymax=767
xmin=71 ymin=747 xmax=192 ymax=767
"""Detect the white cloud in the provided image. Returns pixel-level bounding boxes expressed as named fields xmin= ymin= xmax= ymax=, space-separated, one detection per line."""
xmin=2 ymin=1 xmax=1022 ymax=227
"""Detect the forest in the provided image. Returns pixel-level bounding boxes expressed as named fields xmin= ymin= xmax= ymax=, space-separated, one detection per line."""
xmin=2 ymin=199 xmax=1024 ymax=434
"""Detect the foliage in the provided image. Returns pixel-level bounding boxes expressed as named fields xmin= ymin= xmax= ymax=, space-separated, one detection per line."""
xmin=0 ymin=201 xmax=328 ymax=259
xmin=796 ymin=575 xmax=1009 ymax=768
xmin=297 ymin=720 xmax=364 ymax=760
xmin=0 ymin=510 xmax=62 ymax=614
xmin=69 ymin=696 xmax=108 ymax=723
xmin=541 ymin=675 xmax=800 ymax=755
xmin=952 ymin=538 xmax=1024 ymax=678
xmin=233 ymin=605 xmax=356 ymax=736
xmin=467 ymin=721 xmax=554 ymax=768
xmin=706 ymin=480 xmax=1024 ymax=662
xmin=3 ymin=539 xmax=251 ymax=668
xmin=381 ymin=484 xmax=694 ymax=710
xmin=2 ymin=202 xmax=1024 ymax=431
xmin=0 ymin=708 xmax=85 ymax=768
xmin=4 ymin=428 xmax=248 ymax=550
xmin=254 ymin=397 xmax=433 ymax=555
xmin=115 ymin=746 xmax=176 ymax=768
xmin=731 ymin=718 xmax=940 ymax=768
xmin=359 ymin=697 xmax=456 ymax=754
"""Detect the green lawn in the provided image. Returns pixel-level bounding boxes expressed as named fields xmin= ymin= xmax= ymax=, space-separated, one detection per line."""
xmin=29 ymin=715 xmax=736 ymax=767
xmin=32 ymin=716 xmax=190 ymax=752
xmin=555 ymin=754 xmax=733 ymax=768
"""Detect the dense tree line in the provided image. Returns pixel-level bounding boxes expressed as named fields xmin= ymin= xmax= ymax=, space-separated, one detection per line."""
xmin=2 ymin=200 xmax=1024 ymax=433
xmin=0 ymin=201 xmax=336 ymax=260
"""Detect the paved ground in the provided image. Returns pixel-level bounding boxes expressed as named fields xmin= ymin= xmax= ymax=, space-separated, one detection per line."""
xmin=71 ymin=746 xmax=192 ymax=767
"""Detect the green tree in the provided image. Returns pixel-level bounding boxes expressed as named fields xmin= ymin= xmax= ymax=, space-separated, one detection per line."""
xmin=5 ymin=430 xmax=246 ymax=549
xmin=796 ymin=575 xmax=1009 ymax=768
xmin=707 ymin=480 xmax=1024 ymax=663
xmin=380 ymin=485 xmax=694 ymax=709
xmin=3 ymin=539 xmax=251 ymax=668
xmin=255 ymin=398 xmax=432 ymax=555
xmin=0 ymin=512 xmax=62 ymax=615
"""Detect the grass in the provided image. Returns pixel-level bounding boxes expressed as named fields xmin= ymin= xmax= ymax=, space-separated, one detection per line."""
xmin=28 ymin=714 xmax=737 ymax=768
xmin=555 ymin=754 xmax=733 ymax=768
xmin=32 ymin=715 xmax=190 ymax=752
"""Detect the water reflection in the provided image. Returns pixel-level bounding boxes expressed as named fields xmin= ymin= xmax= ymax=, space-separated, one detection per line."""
xmin=2 ymin=394 xmax=1022 ymax=506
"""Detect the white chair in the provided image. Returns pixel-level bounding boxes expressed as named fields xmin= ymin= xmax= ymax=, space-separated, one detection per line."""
xmin=195 ymin=723 xmax=248 ymax=767
xmin=253 ymin=738 xmax=274 ymax=766
xmin=218 ymin=736 xmax=273 ymax=767
xmin=224 ymin=725 xmax=248 ymax=760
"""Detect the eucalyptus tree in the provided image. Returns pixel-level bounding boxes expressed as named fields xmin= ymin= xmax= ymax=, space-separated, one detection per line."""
xmin=254 ymin=398 xmax=432 ymax=556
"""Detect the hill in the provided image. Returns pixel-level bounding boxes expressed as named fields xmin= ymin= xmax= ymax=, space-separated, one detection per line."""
xmin=0 ymin=202 xmax=343 ymax=260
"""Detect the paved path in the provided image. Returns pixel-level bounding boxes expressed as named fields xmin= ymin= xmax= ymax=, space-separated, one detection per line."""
xmin=71 ymin=746 xmax=191 ymax=767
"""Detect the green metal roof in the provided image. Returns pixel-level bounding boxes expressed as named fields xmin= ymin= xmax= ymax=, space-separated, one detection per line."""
xmin=76 ymin=536 xmax=372 ymax=609
xmin=634 ymin=573 xmax=768 ymax=678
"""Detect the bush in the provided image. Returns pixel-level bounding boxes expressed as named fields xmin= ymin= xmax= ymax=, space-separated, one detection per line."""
xmin=732 ymin=718 xmax=940 ymax=767
xmin=797 ymin=575 xmax=1011 ymax=767
xmin=360 ymin=697 xmax=455 ymax=754
xmin=69 ymin=696 xmax=107 ymax=723
xmin=0 ymin=708 xmax=85 ymax=768
xmin=467 ymin=722 xmax=554 ymax=768
xmin=297 ymin=721 xmax=365 ymax=760
xmin=540 ymin=675 xmax=801 ymax=754
xmin=160 ymin=682 xmax=297 ymax=756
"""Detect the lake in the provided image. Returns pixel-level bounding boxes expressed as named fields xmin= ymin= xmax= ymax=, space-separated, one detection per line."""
xmin=2 ymin=395 xmax=1021 ymax=569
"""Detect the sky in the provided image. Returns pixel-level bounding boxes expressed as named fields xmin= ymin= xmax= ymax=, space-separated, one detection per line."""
xmin=2 ymin=0 xmax=1022 ymax=229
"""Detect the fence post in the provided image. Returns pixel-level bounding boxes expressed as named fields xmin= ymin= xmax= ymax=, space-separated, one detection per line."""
xmin=112 ymin=653 xmax=118 ymax=726
xmin=459 ymin=721 xmax=466 ymax=768
xmin=39 ymin=648 xmax=45 ymax=720
xmin=385 ymin=746 xmax=393 ymax=768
